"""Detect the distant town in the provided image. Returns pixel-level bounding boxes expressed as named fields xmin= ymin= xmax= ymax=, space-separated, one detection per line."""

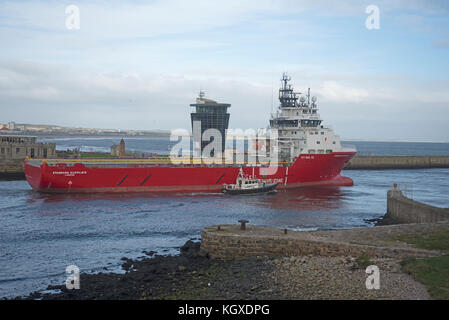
xmin=0 ymin=121 xmax=170 ymax=137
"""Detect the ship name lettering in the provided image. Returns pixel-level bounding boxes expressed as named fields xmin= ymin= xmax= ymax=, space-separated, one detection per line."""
xmin=52 ymin=171 xmax=87 ymax=175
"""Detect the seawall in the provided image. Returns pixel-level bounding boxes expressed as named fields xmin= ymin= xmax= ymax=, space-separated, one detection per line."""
xmin=200 ymin=224 xmax=446 ymax=260
xmin=344 ymin=155 xmax=449 ymax=170
xmin=0 ymin=160 xmax=25 ymax=180
xmin=386 ymin=187 xmax=449 ymax=224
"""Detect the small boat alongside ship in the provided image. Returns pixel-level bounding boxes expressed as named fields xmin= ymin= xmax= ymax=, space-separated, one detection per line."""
xmin=222 ymin=169 xmax=278 ymax=195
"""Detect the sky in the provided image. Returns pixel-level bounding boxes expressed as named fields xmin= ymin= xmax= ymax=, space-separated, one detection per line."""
xmin=0 ymin=0 xmax=448 ymax=141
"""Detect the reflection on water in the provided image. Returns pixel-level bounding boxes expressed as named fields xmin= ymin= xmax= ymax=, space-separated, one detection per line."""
xmin=31 ymin=186 xmax=345 ymax=209
xmin=260 ymin=187 xmax=344 ymax=211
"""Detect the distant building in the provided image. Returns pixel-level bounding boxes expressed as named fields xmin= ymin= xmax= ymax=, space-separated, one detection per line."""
xmin=7 ymin=122 xmax=15 ymax=130
xmin=0 ymin=135 xmax=56 ymax=160
xmin=110 ymin=138 xmax=126 ymax=157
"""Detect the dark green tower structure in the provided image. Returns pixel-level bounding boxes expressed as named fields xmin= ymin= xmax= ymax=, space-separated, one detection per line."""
xmin=190 ymin=91 xmax=230 ymax=157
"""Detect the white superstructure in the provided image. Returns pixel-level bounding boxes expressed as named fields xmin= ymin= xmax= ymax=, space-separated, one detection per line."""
xmin=269 ymin=73 xmax=348 ymax=161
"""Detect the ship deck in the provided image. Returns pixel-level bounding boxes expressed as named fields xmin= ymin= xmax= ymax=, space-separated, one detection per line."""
xmin=25 ymin=157 xmax=293 ymax=168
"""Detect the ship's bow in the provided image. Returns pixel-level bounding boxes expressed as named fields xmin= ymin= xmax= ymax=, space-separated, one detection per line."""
xmin=24 ymin=159 xmax=44 ymax=191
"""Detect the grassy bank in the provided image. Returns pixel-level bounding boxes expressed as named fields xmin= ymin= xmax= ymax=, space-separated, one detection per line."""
xmin=394 ymin=229 xmax=449 ymax=300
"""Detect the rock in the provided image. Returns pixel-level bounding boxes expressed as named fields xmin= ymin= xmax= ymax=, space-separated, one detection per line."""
xmin=178 ymin=266 xmax=186 ymax=271
xmin=180 ymin=240 xmax=201 ymax=257
xmin=197 ymin=250 xmax=209 ymax=258
xmin=250 ymin=285 xmax=260 ymax=291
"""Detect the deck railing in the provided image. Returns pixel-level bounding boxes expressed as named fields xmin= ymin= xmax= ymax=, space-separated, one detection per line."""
xmin=26 ymin=157 xmax=293 ymax=167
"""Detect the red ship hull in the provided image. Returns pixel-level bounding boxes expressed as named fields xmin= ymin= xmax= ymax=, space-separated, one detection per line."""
xmin=24 ymin=152 xmax=355 ymax=193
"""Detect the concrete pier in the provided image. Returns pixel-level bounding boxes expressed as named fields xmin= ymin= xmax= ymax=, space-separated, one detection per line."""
xmin=200 ymin=223 xmax=448 ymax=260
xmin=386 ymin=185 xmax=449 ymax=223
xmin=344 ymin=155 xmax=449 ymax=170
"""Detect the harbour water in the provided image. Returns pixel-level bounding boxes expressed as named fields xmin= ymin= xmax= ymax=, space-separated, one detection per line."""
xmin=1 ymin=138 xmax=449 ymax=298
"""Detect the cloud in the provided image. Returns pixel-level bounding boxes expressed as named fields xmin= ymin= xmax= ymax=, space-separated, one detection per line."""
xmin=0 ymin=60 xmax=274 ymax=130
xmin=1 ymin=0 xmax=449 ymax=141
xmin=0 ymin=0 xmax=281 ymax=37
xmin=317 ymin=81 xmax=370 ymax=103
xmin=2 ymin=0 xmax=445 ymax=39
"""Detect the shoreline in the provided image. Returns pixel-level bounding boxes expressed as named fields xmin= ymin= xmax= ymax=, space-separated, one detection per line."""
xmin=13 ymin=241 xmax=431 ymax=300
xmin=13 ymin=220 xmax=448 ymax=300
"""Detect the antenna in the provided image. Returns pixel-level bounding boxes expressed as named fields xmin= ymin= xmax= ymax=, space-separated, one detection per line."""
xmin=307 ymin=88 xmax=310 ymax=106
xmin=199 ymin=89 xmax=205 ymax=99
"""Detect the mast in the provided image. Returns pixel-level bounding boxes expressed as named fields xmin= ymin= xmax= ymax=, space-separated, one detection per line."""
xmin=307 ymin=88 xmax=310 ymax=106
xmin=279 ymin=73 xmax=300 ymax=108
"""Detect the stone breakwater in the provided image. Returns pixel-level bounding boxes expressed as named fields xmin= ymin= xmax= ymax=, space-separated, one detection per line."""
xmin=0 ymin=160 xmax=25 ymax=180
xmin=386 ymin=188 xmax=449 ymax=224
xmin=200 ymin=222 xmax=449 ymax=260
xmin=344 ymin=155 xmax=449 ymax=169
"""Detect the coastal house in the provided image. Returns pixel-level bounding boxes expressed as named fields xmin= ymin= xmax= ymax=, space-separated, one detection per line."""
xmin=0 ymin=135 xmax=56 ymax=160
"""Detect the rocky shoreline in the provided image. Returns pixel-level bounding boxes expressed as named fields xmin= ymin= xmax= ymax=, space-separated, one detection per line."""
xmin=13 ymin=215 xmax=449 ymax=300
xmin=19 ymin=240 xmax=285 ymax=300
xmin=16 ymin=235 xmax=432 ymax=300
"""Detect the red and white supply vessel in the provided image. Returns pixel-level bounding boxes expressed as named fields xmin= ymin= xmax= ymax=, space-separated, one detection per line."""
xmin=25 ymin=73 xmax=356 ymax=193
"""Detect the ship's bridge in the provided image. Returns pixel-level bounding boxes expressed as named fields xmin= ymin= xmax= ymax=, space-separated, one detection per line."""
xmin=267 ymin=73 xmax=349 ymax=161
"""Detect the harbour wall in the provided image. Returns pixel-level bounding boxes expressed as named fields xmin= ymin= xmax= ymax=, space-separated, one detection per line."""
xmin=0 ymin=160 xmax=25 ymax=180
xmin=200 ymin=225 xmax=439 ymax=260
xmin=344 ymin=155 xmax=449 ymax=169
xmin=386 ymin=187 xmax=449 ymax=224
